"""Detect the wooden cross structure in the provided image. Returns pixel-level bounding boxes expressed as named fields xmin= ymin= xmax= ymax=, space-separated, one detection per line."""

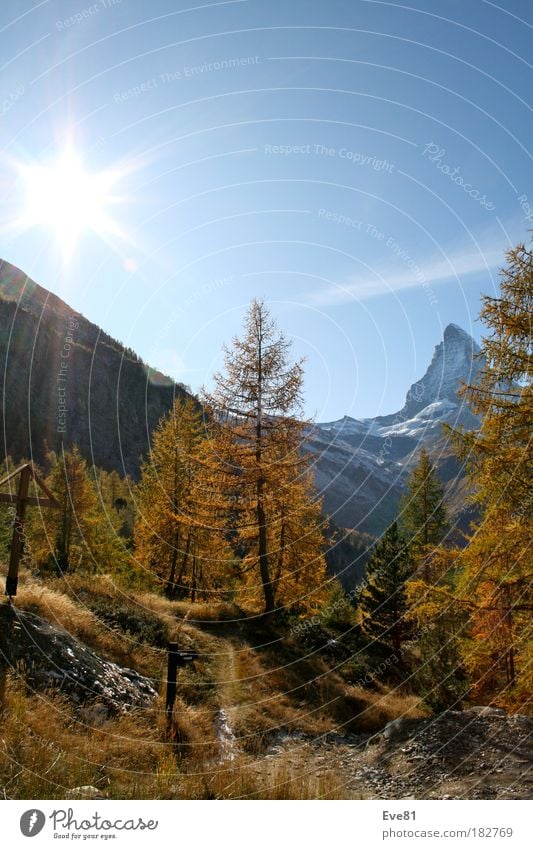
xmin=0 ymin=463 xmax=58 ymax=598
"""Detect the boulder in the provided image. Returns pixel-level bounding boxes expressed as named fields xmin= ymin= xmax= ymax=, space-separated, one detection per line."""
xmin=382 ymin=716 xmax=424 ymax=743
xmin=466 ymin=706 xmax=507 ymax=717
xmin=0 ymin=601 xmax=158 ymax=713
xmin=66 ymin=786 xmax=106 ymax=799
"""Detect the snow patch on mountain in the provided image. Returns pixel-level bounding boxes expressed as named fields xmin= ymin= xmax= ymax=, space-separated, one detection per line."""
xmin=397 ymin=322 xmax=481 ymax=420
xmin=312 ymin=323 xmax=482 ymax=534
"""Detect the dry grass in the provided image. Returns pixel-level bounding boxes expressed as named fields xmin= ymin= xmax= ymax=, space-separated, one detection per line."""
xmin=169 ymin=699 xmax=220 ymax=763
xmin=0 ymin=679 xmax=175 ymax=799
xmin=16 ymin=580 xmax=100 ymax=642
xmin=1 ymin=572 xmax=426 ymax=799
xmin=13 ymin=580 xmax=163 ymax=679
xmin=0 ymin=679 xmax=359 ymax=799
xmin=225 ymin=635 xmax=426 ymax=746
xmin=178 ymin=752 xmax=361 ymax=799
xmin=335 ymin=686 xmax=426 ymax=734
xmin=172 ymin=599 xmax=242 ymax=622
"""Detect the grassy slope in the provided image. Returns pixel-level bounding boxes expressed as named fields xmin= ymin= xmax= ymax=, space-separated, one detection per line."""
xmin=0 ymin=571 xmax=424 ymax=799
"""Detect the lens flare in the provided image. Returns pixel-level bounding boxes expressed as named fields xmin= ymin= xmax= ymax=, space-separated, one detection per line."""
xmin=17 ymin=148 xmax=124 ymax=259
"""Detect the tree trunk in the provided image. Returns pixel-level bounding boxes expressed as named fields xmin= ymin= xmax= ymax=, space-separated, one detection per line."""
xmin=165 ymin=530 xmax=181 ymax=598
xmin=508 ymin=647 xmax=516 ymax=687
xmin=504 ymin=584 xmax=516 ymax=686
xmin=255 ymin=308 xmax=274 ymax=613
xmin=175 ymin=530 xmax=192 ymax=599
xmin=191 ymin=550 xmax=197 ymax=603
xmin=257 ymin=486 xmax=274 ymax=612
xmin=392 ymin=625 xmax=401 ymax=654
xmin=272 ymin=509 xmax=285 ymax=601
xmin=166 ymin=447 xmax=183 ymax=599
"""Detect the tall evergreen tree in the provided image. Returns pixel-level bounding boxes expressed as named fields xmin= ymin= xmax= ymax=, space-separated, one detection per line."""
xmin=405 ymin=547 xmax=469 ymax=710
xmin=46 ymin=447 xmax=97 ymax=573
xmin=360 ymin=522 xmax=412 ymax=653
xmin=91 ymin=467 xmax=135 ymax=545
xmin=401 ymin=447 xmax=448 ymax=570
xmin=203 ymin=299 xmax=329 ymax=614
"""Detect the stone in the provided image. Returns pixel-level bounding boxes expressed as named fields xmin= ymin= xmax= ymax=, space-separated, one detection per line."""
xmin=0 ymin=602 xmax=158 ymax=712
xmin=66 ymin=786 xmax=105 ymax=799
xmin=382 ymin=717 xmax=424 ymax=743
xmin=466 ymin=705 xmax=506 ymax=716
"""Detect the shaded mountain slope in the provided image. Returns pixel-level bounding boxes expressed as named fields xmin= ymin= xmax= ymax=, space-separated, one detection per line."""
xmin=0 ymin=259 xmax=190 ymax=475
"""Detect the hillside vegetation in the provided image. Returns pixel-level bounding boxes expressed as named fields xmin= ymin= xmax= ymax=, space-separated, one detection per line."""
xmin=0 ymin=242 xmax=531 ymax=800
xmin=0 ymin=570 xmax=424 ymax=800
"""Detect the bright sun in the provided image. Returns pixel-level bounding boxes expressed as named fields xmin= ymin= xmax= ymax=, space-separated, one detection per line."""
xmin=18 ymin=149 xmax=122 ymax=258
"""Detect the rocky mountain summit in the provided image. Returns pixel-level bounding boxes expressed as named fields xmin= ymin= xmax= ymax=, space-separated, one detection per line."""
xmin=379 ymin=322 xmax=481 ymax=424
xmin=312 ymin=322 xmax=483 ymax=535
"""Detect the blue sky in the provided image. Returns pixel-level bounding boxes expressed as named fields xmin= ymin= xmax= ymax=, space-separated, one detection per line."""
xmin=1 ymin=0 xmax=531 ymax=420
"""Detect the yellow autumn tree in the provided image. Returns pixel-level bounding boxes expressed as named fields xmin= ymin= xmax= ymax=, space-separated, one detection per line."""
xmin=134 ymin=396 xmax=231 ymax=598
xmin=451 ymin=242 xmax=532 ymax=705
xmin=203 ymin=299 xmax=331 ymax=614
xmin=27 ymin=446 xmax=127 ymax=575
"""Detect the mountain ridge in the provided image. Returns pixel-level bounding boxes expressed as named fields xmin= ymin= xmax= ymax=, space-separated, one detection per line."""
xmin=0 ymin=259 xmax=481 ymax=541
xmin=311 ymin=320 xmax=482 ymax=536
xmin=0 ymin=258 xmax=190 ymax=475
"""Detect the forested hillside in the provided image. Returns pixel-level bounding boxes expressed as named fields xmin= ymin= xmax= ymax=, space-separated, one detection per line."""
xmin=0 ymin=259 xmax=189 ymax=475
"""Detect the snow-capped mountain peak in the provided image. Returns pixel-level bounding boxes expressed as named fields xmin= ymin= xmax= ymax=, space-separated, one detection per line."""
xmin=396 ymin=323 xmax=481 ymax=421
xmin=312 ymin=323 xmax=482 ymax=534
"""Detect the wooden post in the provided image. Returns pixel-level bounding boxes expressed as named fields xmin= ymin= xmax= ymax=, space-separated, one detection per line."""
xmin=5 ymin=466 xmax=31 ymax=598
xmin=166 ymin=642 xmax=179 ymax=727
xmin=0 ymin=662 xmax=6 ymax=713
xmin=165 ymin=643 xmax=198 ymax=736
xmin=0 ymin=463 xmax=58 ymax=598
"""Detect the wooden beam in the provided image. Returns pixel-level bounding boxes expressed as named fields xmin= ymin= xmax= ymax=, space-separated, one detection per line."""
xmin=0 ymin=494 xmax=56 ymax=508
xmin=0 ymin=662 xmax=6 ymax=714
xmin=0 ymin=463 xmax=58 ymax=507
xmin=1 ymin=462 xmax=58 ymax=597
xmin=0 ymin=463 xmax=32 ymax=488
xmin=166 ymin=642 xmax=179 ymax=732
xmin=32 ymin=470 xmax=58 ymax=506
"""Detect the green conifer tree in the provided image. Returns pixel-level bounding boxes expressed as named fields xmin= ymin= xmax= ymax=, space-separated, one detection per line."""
xmin=360 ymin=522 xmax=412 ymax=653
xmin=401 ymin=447 xmax=448 ymax=571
